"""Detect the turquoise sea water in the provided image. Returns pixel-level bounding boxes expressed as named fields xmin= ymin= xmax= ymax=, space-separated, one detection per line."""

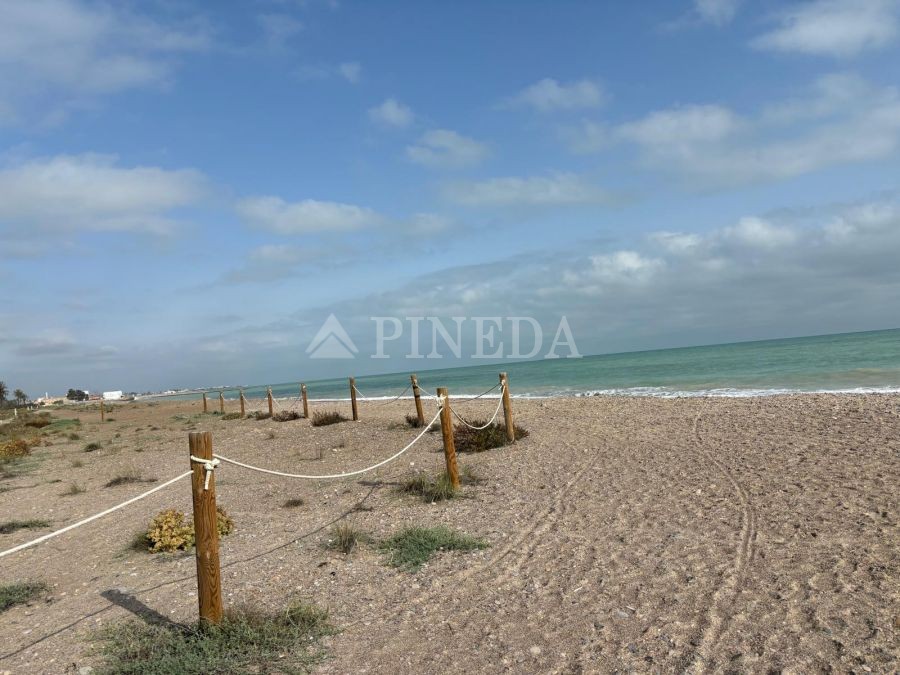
xmin=168 ymin=328 xmax=900 ymax=401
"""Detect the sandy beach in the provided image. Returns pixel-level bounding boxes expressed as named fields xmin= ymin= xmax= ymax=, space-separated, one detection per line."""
xmin=1 ymin=394 xmax=898 ymax=673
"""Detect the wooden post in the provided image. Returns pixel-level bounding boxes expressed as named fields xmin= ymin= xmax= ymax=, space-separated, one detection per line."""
xmin=100 ymin=399 xmax=105 ymax=422
xmin=436 ymin=387 xmax=460 ymax=488
xmin=218 ymin=392 xmax=224 ymax=414
xmin=500 ymin=372 xmax=515 ymax=443
xmin=267 ymin=388 xmax=274 ymax=417
xmin=239 ymin=390 xmax=245 ymax=418
xmin=202 ymin=393 xmax=208 ymax=414
xmin=411 ymin=374 xmax=425 ymax=427
xmin=349 ymin=377 xmax=359 ymax=421
xmin=301 ymin=383 xmax=309 ymax=418
xmin=188 ymin=431 xmax=223 ymax=625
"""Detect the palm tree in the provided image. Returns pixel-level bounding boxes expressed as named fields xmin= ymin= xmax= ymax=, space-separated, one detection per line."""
xmin=14 ymin=389 xmax=27 ymax=407
xmin=0 ymin=381 xmax=7 ymax=403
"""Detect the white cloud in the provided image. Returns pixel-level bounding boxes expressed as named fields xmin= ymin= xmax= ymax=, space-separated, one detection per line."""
xmin=507 ymin=78 xmax=605 ymax=112
xmin=405 ymin=129 xmax=489 ymax=168
xmin=577 ymin=251 xmax=665 ymax=286
xmin=0 ymin=0 xmax=208 ymax=123
xmin=0 ymin=154 xmax=206 ymax=234
xmin=368 ymin=98 xmax=413 ymax=127
xmin=338 ymin=62 xmax=361 ymax=83
xmin=752 ymin=0 xmax=899 ymax=57
xmin=257 ymin=13 xmax=304 ymax=49
xmin=236 ymin=196 xmax=382 ymax=234
xmin=724 ymin=217 xmax=798 ymax=248
xmin=442 ymin=173 xmax=612 ymax=207
xmin=649 ymin=231 xmax=704 ymax=255
xmin=584 ymin=74 xmax=900 ymax=187
xmin=695 ymin=0 xmax=742 ymax=25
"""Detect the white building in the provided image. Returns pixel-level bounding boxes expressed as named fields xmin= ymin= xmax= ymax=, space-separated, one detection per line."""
xmin=102 ymin=391 xmax=123 ymax=401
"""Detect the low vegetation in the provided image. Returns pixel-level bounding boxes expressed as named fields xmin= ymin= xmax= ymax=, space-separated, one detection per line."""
xmin=311 ymin=411 xmax=348 ymax=427
xmin=83 ymin=441 xmax=102 ymax=452
xmin=454 ymin=421 xmax=528 ymax=453
xmin=0 ymin=519 xmax=51 ymax=534
xmin=0 ymin=438 xmax=30 ymax=461
xmin=61 ymin=482 xmax=86 ymax=496
xmin=327 ymin=523 xmax=370 ymax=554
xmin=251 ymin=411 xmax=271 ymax=420
xmin=398 ymin=472 xmax=458 ymax=503
xmin=143 ymin=507 xmax=234 ymax=553
xmin=405 ymin=414 xmax=424 ymax=428
xmin=273 ymin=410 xmax=301 ymax=422
xmin=0 ymin=581 xmax=48 ymax=613
xmin=282 ymin=497 xmax=305 ymax=508
xmin=105 ymin=469 xmax=156 ymax=488
xmin=95 ymin=600 xmax=333 ymax=674
xmin=221 ymin=412 xmax=242 ymax=421
xmin=379 ymin=526 xmax=487 ymax=572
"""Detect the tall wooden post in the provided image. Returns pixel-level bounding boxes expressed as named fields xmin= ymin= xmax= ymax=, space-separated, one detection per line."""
xmin=218 ymin=392 xmax=224 ymax=414
xmin=202 ymin=393 xmax=208 ymax=414
xmin=188 ymin=432 xmax=223 ymax=625
xmin=411 ymin=374 xmax=425 ymax=426
xmin=301 ymin=383 xmax=309 ymax=418
xmin=500 ymin=372 xmax=515 ymax=443
xmin=100 ymin=399 xmax=105 ymax=422
xmin=349 ymin=377 xmax=359 ymax=421
xmin=239 ymin=391 xmax=245 ymax=418
xmin=267 ymin=388 xmax=274 ymax=417
xmin=437 ymin=387 xmax=460 ymax=488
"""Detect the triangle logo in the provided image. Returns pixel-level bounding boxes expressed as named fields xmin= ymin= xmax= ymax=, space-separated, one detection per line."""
xmin=306 ymin=314 xmax=359 ymax=359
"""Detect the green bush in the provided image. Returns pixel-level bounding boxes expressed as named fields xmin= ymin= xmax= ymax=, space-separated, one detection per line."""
xmin=454 ymin=421 xmax=528 ymax=453
xmin=0 ymin=581 xmax=48 ymax=612
xmin=311 ymin=411 xmax=347 ymax=427
xmin=379 ymin=526 xmax=487 ymax=572
xmin=398 ymin=472 xmax=457 ymax=503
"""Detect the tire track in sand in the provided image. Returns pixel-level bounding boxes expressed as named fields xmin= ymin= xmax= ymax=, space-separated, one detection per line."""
xmin=684 ymin=408 xmax=758 ymax=673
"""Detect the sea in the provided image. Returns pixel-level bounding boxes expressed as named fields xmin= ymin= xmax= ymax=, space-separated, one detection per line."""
xmin=169 ymin=328 xmax=900 ymax=402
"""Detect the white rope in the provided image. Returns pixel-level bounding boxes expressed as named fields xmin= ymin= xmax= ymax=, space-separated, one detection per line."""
xmin=450 ymin=393 xmax=505 ymax=430
xmin=0 ymin=471 xmax=192 ymax=560
xmin=352 ymin=383 xmax=411 ymax=405
xmin=190 ymin=455 xmax=219 ymax=490
xmin=213 ymin=408 xmax=442 ymax=480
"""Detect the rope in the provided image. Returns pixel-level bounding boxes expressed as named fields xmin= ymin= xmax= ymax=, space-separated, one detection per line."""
xmin=452 ymin=381 xmax=502 ymax=403
xmin=353 ymin=383 xmax=412 ymax=405
xmin=213 ymin=407 xmax=443 ymax=480
xmin=190 ymin=455 xmax=219 ymax=490
xmin=450 ymin=393 xmax=505 ymax=430
xmin=0 ymin=471 xmax=192 ymax=560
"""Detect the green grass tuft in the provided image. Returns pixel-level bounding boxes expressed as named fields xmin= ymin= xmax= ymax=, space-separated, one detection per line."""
xmin=94 ymin=600 xmax=333 ymax=674
xmin=0 ymin=519 xmax=51 ymax=534
xmin=398 ymin=472 xmax=457 ymax=503
xmin=0 ymin=581 xmax=48 ymax=612
xmin=327 ymin=523 xmax=371 ymax=554
xmin=379 ymin=526 xmax=487 ymax=572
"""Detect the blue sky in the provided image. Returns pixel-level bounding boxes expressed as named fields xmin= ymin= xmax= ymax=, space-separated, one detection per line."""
xmin=2 ymin=0 xmax=900 ymax=395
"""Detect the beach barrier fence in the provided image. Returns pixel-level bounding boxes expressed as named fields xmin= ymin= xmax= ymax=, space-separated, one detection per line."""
xmin=3 ymin=375 xmax=517 ymax=627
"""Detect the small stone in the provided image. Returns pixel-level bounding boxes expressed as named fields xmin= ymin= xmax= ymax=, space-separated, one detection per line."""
xmin=529 ymin=646 xmax=542 ymax=656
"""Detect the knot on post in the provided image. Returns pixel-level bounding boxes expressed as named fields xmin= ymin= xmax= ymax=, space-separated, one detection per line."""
xmin=190 ymin=455 xmax=220 ymax=490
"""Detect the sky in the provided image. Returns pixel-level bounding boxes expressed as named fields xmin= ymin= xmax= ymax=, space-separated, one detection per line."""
xmin=2 ymin=0 xmax=900 ymax=395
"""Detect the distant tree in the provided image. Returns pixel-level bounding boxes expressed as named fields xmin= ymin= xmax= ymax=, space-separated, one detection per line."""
xmin=14 ymin=389 xmax=27 ymax=407
xmin=66 ymin=388 xmax=88 ymax=402
xmin=0 ymin=381 xmax=7 ymax=403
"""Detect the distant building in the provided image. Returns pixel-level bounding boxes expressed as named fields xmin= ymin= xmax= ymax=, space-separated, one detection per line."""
xmin=102 ymin=391 xmax=124 ymax=401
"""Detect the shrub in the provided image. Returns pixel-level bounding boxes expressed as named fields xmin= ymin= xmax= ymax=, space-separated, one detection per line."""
xmin=61 ymin=482 xmax=86 ymax=496
xmin=24 ymin=418 xmax=51 ymax=429
xmin=145 ymin=509 xmax=194 ymax=553
xmin=404 ymin=414 xmax=424 ymax=428
xmin=0 ymin=439 xmax=30 ymax=461
xmin=94 ymin=600 xmax=333 ymax=673
xmin=379 ymin=526 xmax=487 ymax=572
xmin=221 ymin=412 xmax=242 ymax=421
xmin=454 ymin=421 xmax=528 ymax=453
xmin=68 ymin=432 xmax=81 ymax=440
xmin=0 ymin=581 xmax=48 ymax=613
xmin=83 ymin=442 xmax=101 ymax=452
xmin=0 ymin=519 xmax=51 ymax=534
xmin=105 ymin=469 xmax=155 ymax=488
xmin=327 ymin=523 xmax=370 ymax=554
xmin=143 ymin=507 xmax=234 ymax=553
xmin=273 ymin=410 xmax=301 ymax=422
xmin=251 ymin=411 xmax=271 ymax=420
xmin=398 ymin=472 xmax=457 ymax=503
xmin=311 ymin=411 xmax=347 ymax=427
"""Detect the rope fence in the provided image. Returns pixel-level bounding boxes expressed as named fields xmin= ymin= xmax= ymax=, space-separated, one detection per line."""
xmin=4 ymin=371 xmax=518 ymax=629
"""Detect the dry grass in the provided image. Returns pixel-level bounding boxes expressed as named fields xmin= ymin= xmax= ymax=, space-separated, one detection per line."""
xmin=61 ymin=482 xmax=86 ymax=496
xmin=273 ymin=410 xmax=301 ymax=422
xmin=311 ymin=411 xmax=348 ymax=427
xmin=454 ymin=421 xmax=528 ymax=453
xmin=398 ymin=471 xmax=458 ymax=503
xmin=327 ymin=523 xmax=371 ymax=554
xmin=104 ymin=468 xmax=156 ymax=488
